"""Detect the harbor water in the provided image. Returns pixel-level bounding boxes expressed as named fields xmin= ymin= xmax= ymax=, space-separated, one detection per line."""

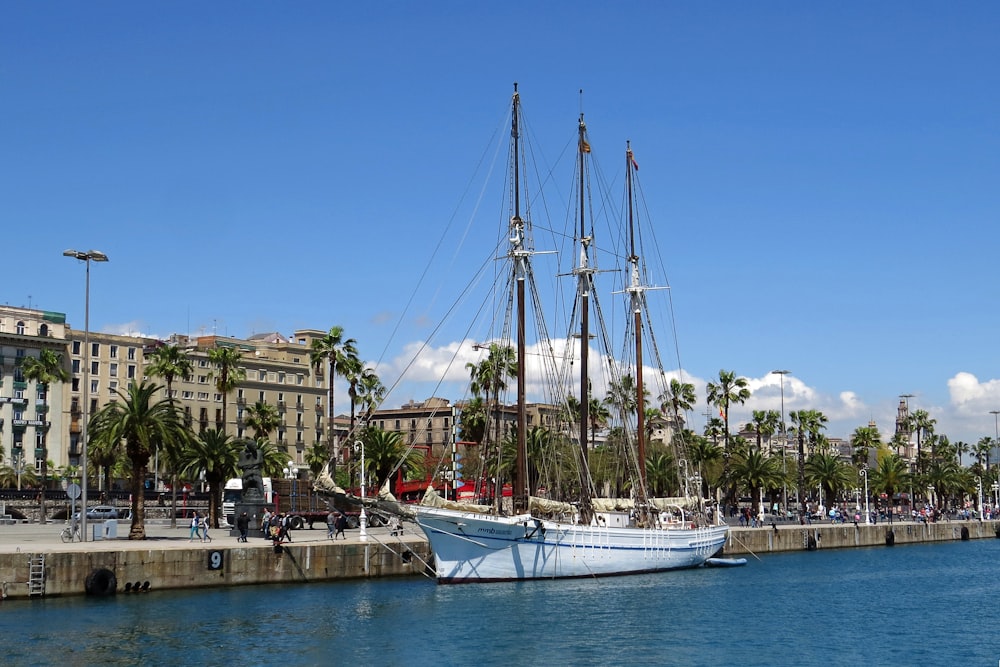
xmin=2 ymin=539 xmax=998 ymax=666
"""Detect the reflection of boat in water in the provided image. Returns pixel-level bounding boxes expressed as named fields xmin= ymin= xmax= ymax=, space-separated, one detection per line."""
xmin=400 ymin=85 xmax=728 ymax=583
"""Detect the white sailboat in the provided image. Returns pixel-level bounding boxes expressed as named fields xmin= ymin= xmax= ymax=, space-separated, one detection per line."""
xmin=406 ymin=85 xmax=728 ymax=583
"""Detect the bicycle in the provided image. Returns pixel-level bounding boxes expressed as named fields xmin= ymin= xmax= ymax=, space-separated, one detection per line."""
xmin=61 ymin=524 xmax=81 ymax=543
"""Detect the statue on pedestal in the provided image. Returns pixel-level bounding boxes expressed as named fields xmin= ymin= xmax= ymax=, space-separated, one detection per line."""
xmin=238 ymin=440 xmax=265 ymax=501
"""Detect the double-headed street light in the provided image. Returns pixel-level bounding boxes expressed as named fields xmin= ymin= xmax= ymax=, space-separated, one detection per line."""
xmin=63 ymin=249 xmax=109 ymax=542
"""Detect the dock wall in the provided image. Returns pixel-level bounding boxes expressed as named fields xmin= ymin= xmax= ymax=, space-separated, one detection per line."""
xmin=722 ymin=519 xmax=999 ymax=556
xmin=0 ymin=538 xmax=433 ymax=600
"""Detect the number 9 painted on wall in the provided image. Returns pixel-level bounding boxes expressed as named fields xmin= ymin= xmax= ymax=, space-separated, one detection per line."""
xmin=208 ymin=550 xmax=224 ymax=570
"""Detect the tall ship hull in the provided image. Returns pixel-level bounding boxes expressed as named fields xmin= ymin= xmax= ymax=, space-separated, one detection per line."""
xmin=417 ymin=506 xmax=728 ymax=582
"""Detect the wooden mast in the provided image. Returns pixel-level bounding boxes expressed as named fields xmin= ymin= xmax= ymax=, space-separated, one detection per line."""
xmin=511 ymin=84 xmax=529 ymax=514
xmin=626 ymin=141 xmax=648 ymax=498
xmin=576 ymin=113 xmax=593 ymax=519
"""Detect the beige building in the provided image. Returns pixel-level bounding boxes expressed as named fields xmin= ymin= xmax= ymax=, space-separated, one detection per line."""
xmin=0 ymin=307 xmax=70 ymax=480
xmin=1 ymin=306 xmax=338 ymax=483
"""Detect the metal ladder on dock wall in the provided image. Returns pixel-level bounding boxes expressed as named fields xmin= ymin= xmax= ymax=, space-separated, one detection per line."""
xmin=28 ymin=554 xmax=45 ymax=596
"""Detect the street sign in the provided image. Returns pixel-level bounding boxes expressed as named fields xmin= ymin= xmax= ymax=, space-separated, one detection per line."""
xmin=66 ymin=483 xmax=81 ymax=501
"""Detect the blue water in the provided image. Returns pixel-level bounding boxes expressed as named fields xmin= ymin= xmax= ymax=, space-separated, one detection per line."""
xmin=2 ymin=539 xmax=998 ymax=666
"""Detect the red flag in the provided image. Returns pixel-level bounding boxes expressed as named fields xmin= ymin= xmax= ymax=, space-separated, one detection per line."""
xmin=631 ymin=155 xmax=639 ymax=170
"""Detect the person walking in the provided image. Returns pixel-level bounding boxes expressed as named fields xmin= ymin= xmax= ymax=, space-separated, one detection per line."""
xmin=260 ymin=508 xmax=273 ymax=539
xmin=334 ymin=513 xmax=348 ymax=540
xmin=200 ymin=513 xmax=212 ymax=542
xmin=326 ymin=511 xmax=337 ymax=539
xmin=189 ymin=512 xmax=201 ymax=542
xmin=236 ymin=511 xmax=250 ymax=542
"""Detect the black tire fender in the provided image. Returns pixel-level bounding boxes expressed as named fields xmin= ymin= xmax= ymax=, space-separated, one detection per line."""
xmin=85 ymin=568 xmax=118 ymax=597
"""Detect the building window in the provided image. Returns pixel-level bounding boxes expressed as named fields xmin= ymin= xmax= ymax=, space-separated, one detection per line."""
xmin=39 ymin=324 xmax=48 ymax=337
xmin=73 ymin=341 xmax=81 ymax=355
xmin=127 ymin=365 xmax=136 ymax=379
xmin=109 ymin=363 xmax=118 ymax=377
xmin=91 ymin=361 xmax=99 ymax=374
xmin=198 ymin=392 xmax=209 ymax=400
xmin=182 ymin=391 xmax=193 ymax=399
xmin=16 ymin=321 xmax=25 ymax=335
xmin=91 ymin=342 xmax=99 ymax=356
xmin=72 ymin=359 xmax=80 ymax=373
xmin=258 ymin=391 xmax=265 ymax=402
xmin=109 ymin=380 xmax=118 ymax=393
xmin=214 ymin=393 xmax=222 ymax=402
xmin=110 ymin=345 xmax=118 ymax=359
xmin=128 ymin=347 xmax=136 ymax=360
xmin=198 ymin=375 xmax=207 ymax=384
xmin=72 ymin=378 xmax=80 ymax=392
xmin=90 ymin=380 xmax=98 ymax=394
xmin=278 ymin=372 xmax=286 ymax=383
xmin=395 ymin=419 xmax=400 ymax=430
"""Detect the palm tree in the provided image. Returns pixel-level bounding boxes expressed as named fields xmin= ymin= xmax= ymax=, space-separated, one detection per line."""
xmin=180 ymin=429 xmax=242 ymax=528
xmin=659 ymin=377 xmax=696 ymax=426
xmin=805 ymin=451 xmax=854 ymax=511
xmin=603 ymin=373 xmax=644 ymax=427
xmin=850 ymin=425 xmax=881 ymax=468
xmin=360 ymin=427 xmax=422 ymax=496
xmin=688 ymin=434 xmax=722 ymax=499
xmin=706 ymin=369 xmax=751 ymax=505
xmin=208 ymin=346 xmax=246 ymax=433
xmin=244 ymin=400 xmax=281 ymax=443
xmin=870 ymin=453 xmax=911 ymax=519
xmin=310 ymin=326 xmax=359 ymax=468
xmin=21 ymin=348 xmax=70 ymax=522
xmin=789 ymin=409 xmax=828 ymax=514
xmin=907 ymin=409 xmax=936 ymax=473
xmin=748 ymin=410 xmax=780 ymax=451
xmin=588 ymin=396 xmax=611 ymax=450
xmin=145 ymin=344 xmax=193 ymax=400
xmin=645 ymin=446 xmax=677 ymax=497
xmin=145 ymin=343 xmax=193 ymax=528
xmin=89 ymin=381 xmax=189 ymax=539
xmin=355 ymin=367 xmax=386 ymax=424
xmin=730 ymin=448 xmax=783 ymax=515
xmin=974 ymin=436 xmax=992 ymax=471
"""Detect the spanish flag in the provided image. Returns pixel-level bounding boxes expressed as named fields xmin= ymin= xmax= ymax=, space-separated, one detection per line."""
xmin=580 ymin=139 xmax=591 ymax=153
xmin=631 ymin=154 xmax=639 ymax=170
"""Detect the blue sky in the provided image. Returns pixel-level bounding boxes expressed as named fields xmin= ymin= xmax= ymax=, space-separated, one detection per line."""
xmin=3 ymin=3 xmax=1000 ymax=447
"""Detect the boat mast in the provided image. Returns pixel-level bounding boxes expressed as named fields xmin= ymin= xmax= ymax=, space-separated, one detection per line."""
xmin=510 ymin=84 xmax=529 ymax=514
xmin=625 ymin=141 xmax=648 ymax=498
xmin=575 ymin=113 xmax=594 ymax=518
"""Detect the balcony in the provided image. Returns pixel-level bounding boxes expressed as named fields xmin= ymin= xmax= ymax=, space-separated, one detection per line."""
xmin=236 ymin=397 xmax=247 ymax=406
xmin=13 ymin=381 xmax=27 ymax=390
xmin=34 ymin=447 xmax=46 ymax=459
xmin=36 ymin=404 xmax=49 ymax=414
xmin=277 ymin=400 xmax=286 ymax=411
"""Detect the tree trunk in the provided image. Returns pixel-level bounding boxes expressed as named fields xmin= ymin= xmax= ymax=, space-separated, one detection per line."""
xmin=129 ymin=455 xmax=148 ymax=540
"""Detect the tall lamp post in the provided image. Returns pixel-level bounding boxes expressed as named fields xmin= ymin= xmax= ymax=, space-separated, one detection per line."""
xmin=990 ymin=410 xmax=999 ymax=470
xmin=771 ymin=369 xmax=790 ymax=513
xmin=356 ymin=438 xmax=368 ymax=542
xmin=860 ymin=465 xmax=870 ymax=524
xmin=63 ymin=249 xmax=109 ymax=542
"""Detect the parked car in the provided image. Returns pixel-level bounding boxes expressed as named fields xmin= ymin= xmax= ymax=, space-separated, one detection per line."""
xmin=72 ymin=506 xmax=120 ymax=521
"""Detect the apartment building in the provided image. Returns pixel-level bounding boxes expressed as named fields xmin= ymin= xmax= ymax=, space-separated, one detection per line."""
xmin=0 ymin=307 xmax=70 ymax=478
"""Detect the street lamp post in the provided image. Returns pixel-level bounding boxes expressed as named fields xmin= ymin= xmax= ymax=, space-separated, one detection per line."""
xmin=990 ymin=410 xmax=999 ymax=470
xmin=976 ymin=476 xmax=983 ymax=520
xmin=357 ymin=439 xmax=368 ymax=542
xmin=63 ymin=249 xmax=109 ymax=542
xmin=860 ymin=466 xmax=870 ymax=524
xmin=771 ymin=370 xmax=790 ymax=513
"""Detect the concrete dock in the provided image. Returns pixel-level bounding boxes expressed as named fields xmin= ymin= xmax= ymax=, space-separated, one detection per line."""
xmin=0 ymin=520 xmax=432 ymax=600
xmin=2 ymin=517 xmax=996 ymax=600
